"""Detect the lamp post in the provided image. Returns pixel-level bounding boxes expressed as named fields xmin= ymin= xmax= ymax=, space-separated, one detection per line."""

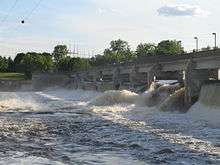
xmin=194 ymin=37 xmax=198 ymax=52
xmin=212 ymin=33 xmax=217 ymax=49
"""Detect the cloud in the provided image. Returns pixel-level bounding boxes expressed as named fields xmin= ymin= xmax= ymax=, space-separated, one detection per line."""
xmin=158 ymin=4 xmax=209 ymax=17
xmin=97 ymin=7 xmax=121 ymax=15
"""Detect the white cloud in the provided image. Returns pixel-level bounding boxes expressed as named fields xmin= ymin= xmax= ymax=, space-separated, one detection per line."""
xmin=158 ymin=4 xmax=209 ymax=17
xmin=1 ymin=0 xmax=216 ymax=56
xmin=97 ymin=7 xmax=119 ymax=15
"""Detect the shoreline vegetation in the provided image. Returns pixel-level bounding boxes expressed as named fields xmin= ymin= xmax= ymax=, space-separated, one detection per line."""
xmin=0 ymin=73 xmax=25 ymax=81
xmin=0 ymin=39 xmax=213 ymax=79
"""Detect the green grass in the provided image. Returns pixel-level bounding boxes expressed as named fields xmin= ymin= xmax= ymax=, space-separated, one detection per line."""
xmin=0 ymin=73 xmax=25 ymax=80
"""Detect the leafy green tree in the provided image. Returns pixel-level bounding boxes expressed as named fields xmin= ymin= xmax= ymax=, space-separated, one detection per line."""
xmin=7 ymin=57 xmax=14 ymax=72
xmin=13 ymin=52 xmax=54 ymax=79
xmin=20 ymin=53 xmax=34 ymax=79
xmin=57 ymin=56 xmax=72 ymax=72
xmin=14 ymin=53 xmax=26 ymax=72
xmin=42 ymin=52 xmax=54 ymax=71
xmin=52 ymin=45 xmax=68 ymax=64
xmin=72 ymin=57 xmax=90 ymax=71
xmin=156 ymin=40 xmax=184 ymax=55
xmin=103 ymin=39 xmax=135 ymax=64
xmin=136 ymin=43 xmax=156 ymax=57
xmin=110 ymin=39 xmax=130 ymax=52
xmin=0 ymin=56 xmax=8 ymax=72
xmin=57 ymin=57 xmax=90 ymax=72
xmin=90 ymin=55 xmax=106 ymax=66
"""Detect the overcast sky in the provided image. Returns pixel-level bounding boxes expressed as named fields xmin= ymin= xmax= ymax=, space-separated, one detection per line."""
xmin=0 ymin=0 xmax=219 ymax=58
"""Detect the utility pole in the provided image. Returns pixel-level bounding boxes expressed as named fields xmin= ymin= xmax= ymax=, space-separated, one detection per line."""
xmin=212 ymin=33 xmax=217 ymax=49
xmin=194 ymin=37 xmax=198 ymax=52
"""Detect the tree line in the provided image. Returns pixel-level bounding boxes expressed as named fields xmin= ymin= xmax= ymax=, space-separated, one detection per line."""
xmin=91 ymin=39 xmax=184 ymax=66
xmin=0 ymin=39 xmax=184 ymax=79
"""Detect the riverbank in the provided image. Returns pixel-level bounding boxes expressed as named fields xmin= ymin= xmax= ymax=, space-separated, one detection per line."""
xmin=0 ymin=79 xmax=32 ymax=92
xmin=0 ymin=73 xmax=25 ymax=80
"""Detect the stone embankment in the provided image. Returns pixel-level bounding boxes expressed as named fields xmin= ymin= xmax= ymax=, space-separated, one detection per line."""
xmin=0 ymin=80 xmax=32 ymax=91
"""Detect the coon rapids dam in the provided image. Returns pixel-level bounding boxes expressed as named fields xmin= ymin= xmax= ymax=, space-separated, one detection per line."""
xmin=0 ymin=50 xmax=220 ymax=164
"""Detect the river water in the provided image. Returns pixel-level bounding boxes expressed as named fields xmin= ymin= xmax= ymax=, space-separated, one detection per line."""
xmin=0 ymin=89 xmax=219 ymax=165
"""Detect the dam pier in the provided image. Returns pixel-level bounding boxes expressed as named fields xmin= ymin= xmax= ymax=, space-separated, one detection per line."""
xmin=33 ymin=49 xmax=220 ymax=108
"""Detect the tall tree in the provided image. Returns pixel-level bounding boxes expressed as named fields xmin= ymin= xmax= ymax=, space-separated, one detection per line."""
xmin=7 ymin=57 xmax=14 ymax=72
xmin=13 ymin=52 xmax=54 ymax=79
xmin=52 ymin=45 xmax=68 ymax=64
xmin=110 ymin=39 xmax=130 ymax=52
xmin=103 ymin=39 xmax=135 ymax=64
xmin=136 ymin=43 xmax=156 ymax=57
xmin=14 ymin=53 xmax=26 ymax=72
xmin=72 ymin=57 xmax=90 ymax=71
xmin=20 ymin=53 xmax=34 ymax=79
xmin=57 ymin=56 xmax=72 ymax=72
xmin=0 ymin=56 xmax=8 ymax=72
xmin=57 ymin=57 xmax=90 ymax=72
xmin=90 ymin=55 xmax=106 ymax=66
xmin=42 ymin=52 xmax=54 ymax=71
xmin=156 ymin=40 xmax=184 ymax=55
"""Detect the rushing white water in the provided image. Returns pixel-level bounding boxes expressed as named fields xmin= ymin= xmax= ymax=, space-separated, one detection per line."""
xmin=0 ymin=85 xmax=219 ymax=164
xmin=90 ymin=90 xmax=138 ymax=106
xmin=199 ymin=83 xmax=220 ymax=107
xmin=188 ymin=83 xmax=220 ymax=127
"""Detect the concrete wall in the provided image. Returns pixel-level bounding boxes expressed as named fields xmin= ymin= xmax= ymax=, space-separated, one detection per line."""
xmin=32 ymin=73 xmax=71 ymax=90
xmin=29 ymin=50 xmax=220 ymax=107
xmin=0 ymin=80 xmax=32 ymax=92
xmin=199 ymin=81 xmax=220 ymax=107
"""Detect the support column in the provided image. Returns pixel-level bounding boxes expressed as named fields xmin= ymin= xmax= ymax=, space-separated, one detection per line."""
xmin=184 ymin=60 xmax=195 ymax=108
xmin=184 ymin=60 xmax=210 ymax=108
xmin=218 ymin=69 xmax=220 ymax=80
xmin=74 ymin=73 xmax=81 ymax=89
xmin=113 ymin=67 xmax=120 ymax=90
xmin=129 ymin=65 xmax=138 ymax=87
xmin=147 ymin=64 xmax=161 ymax=89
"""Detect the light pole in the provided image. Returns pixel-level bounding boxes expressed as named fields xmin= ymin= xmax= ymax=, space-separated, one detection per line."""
xmin=194 ymin=37 xmax=198 ymax=52
xmin=212 ymin=33 xmax=217 ymax=49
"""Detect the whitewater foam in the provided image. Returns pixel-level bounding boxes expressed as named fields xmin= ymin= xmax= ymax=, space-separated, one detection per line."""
xmin=0 ymin=93 xmax=42 ymax=112
xmin=187 ymin=83 xmax=220 ymax=127
xmin=37 ymin=89 xmax=100 ymax=102
xmin=137 ymin=83 xmax=181 ymax=107
xmin=188 ymin=102 xmax=220 ymax=127
xmin=90 ymin=90 xmax=138 ymax=106
xmin=89 ymin=81 xmax=220 ymax=128
xmin=159 ymin=88 xmax=185 ymax=112
xmin=199 ymin=83 xmax=220 ymax=107
xmin=0 ymin=88 xmax=219 ymax=164
xmin=0 ymin=154 xmax=65 ymax=165
xmin=90 ymin=82 xmax=181 ymax=107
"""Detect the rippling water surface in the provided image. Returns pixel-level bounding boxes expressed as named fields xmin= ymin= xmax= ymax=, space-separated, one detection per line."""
xmin=0 ymin=89 xmax=219 ymax=165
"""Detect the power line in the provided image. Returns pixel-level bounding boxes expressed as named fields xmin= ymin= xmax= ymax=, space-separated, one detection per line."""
xmin=24 ymin=0 xmax=44 ymax=21
xmin=0 ymin=0 xmax=19 ymax=26
xmin=6 ymin=0 xmax=44 ymax=34
xmin=0 ymin=0 xmax=44 ymax=54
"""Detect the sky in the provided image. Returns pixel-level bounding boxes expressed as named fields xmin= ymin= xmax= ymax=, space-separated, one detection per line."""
xmin=0 ymin=0 xmax=219 ymax=58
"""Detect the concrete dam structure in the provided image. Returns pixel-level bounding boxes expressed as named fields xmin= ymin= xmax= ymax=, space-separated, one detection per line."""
xmin=0 ymin=80 xmax=32 ymax=92
xmin=71 ymin=49 xmax=220 ymax=108
xmin=33 ymin=49 xmax=220 ymax=108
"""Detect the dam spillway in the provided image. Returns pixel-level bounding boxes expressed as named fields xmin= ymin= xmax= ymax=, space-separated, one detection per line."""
xmin=0 ymin=50 xmax=220 ymax=164
xmin=32 ymin=49 xmax=220 ymax=109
